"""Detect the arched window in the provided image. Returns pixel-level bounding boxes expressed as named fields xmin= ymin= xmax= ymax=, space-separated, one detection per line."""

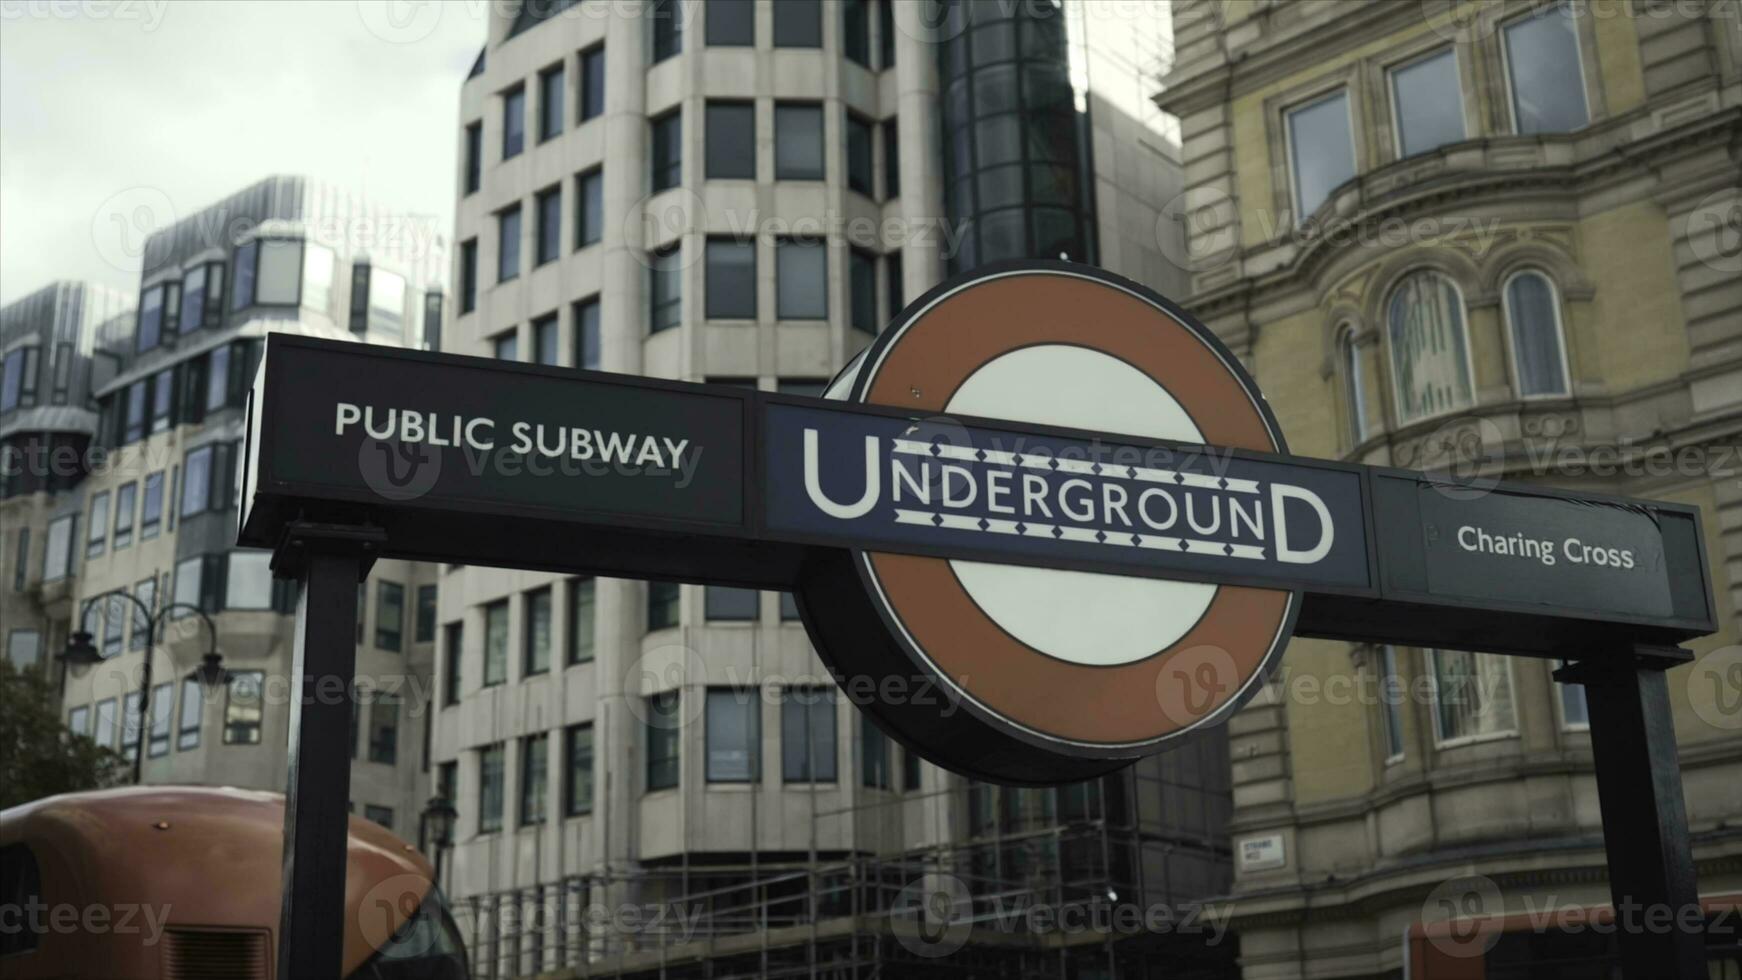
xmin=1502 ymin=270 xmax=1570 ymax=397
xmin=1387 ymin=271 xmax=1473 ymax=424
xmin=1339 ymin=328 xmax=1367 ymax=445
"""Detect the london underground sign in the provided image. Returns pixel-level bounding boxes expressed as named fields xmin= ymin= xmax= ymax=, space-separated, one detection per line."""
xmin=240 ymin=262 xmax=1715 ymax=782
xmin=247 ymin=262 xmax=1717 ymax=979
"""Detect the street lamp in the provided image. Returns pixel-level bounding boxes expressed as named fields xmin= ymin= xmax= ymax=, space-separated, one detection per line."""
xmin=420 ymin=795 xmax=458 ymax=890
xmin=59 ymin=597 xmax=225 ymax=785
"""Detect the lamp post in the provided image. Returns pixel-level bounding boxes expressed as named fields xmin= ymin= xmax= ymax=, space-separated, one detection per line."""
xmin=60 ymin=597 xmax=226 ymax=784
xmin=420 ymin=795 xmax=458 ymax=891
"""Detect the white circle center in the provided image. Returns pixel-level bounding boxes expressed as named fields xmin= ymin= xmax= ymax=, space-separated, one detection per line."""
xmin=944 ymin=345 xmax=1217 ymax=666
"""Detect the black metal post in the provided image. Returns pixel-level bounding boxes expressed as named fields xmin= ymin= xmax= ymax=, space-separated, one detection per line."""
xmin=1557 ymin=646 xmax=1704 ymax=979
xmin=275 ymin=523 xmax=382 ymax=980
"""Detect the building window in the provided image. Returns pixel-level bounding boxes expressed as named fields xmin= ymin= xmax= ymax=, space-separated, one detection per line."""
xmin=849 ymin=248 xmax=876 ymax=332
xmin=1387 ymin=271 xmax=1473 ymax=424
xmin=649 ymin=245 xmax=682 ymax=332
xmin=112 ymin=482 xmax=136 ymax=550
xmin=575 ymin=168 xmax=603 ymax=249
xmin=882 ymin=117 xmax=899 ymax=198
xmin=573 ymin=298 xmax=601 ymax=370
xmin=122 ymin=381 xmax=146 ymax=443
xmin=645 ymin=691 xmax=681 ymax=790
xmin=460 ymin=239 xmax=478 ymax=313
xmin=10 ymin=529 xmax=27 ymax=594
xmin=520 ymin=733 xmax=549 ymax=825
xmin=538 ymin=62 xmax=564 ymax=142
xmin=42 ymin=515 xmax=75 ymax=583
xmin=566 ymin=577 xmax=595 ymax=664
xmin=366 ymin=267 xmax=404 ymax=336
xmin=533 ymin=313 xmax=560 ymax=366
xmin=777 ymin=239 xmax=827 ymax=319
xmin=179 ymin=262 xmax=224 ymax=333
xmin=226 ymin=551 xmax=274 ymax=611
xmin=498 ymin=204 xmax=522 ymax=282
xmin=94 ymin=698 xmax=117 ymax=748
xmin=774 ymin=0 xmax=821 ymax=47
xmin=860 ymin=712 xmax=891 ymax=789
xmin=647 ymin=580 xmax=680 ymax=631
xmin=1390 ymin=48 xmax=1464 ymax=158
xmin=232 ymin=240 xmax=259 ymax=310
xmin=253 ymin=239 xmax=302 ymax=306
xmin=903 ymin=747 xmax=921 ymax=790
xmin=650 ymin=0 xmax=682 ymax=62
xmin=1502 ymin=271 xmax=1570 ymax=397
xmin=843 ymin=0 xmax=870 ymax=66
xmin=536 ymin=185 xmax=562 ymax=265
xmin=704 ymin=239 xmax=756 ymax=319
xmin=0 ymin=348 xmax=32 ymax=412
xmin=565 ymin=723 xmax=594 ymax=815
xmin=85 ymin=492 xmax=109 ymax=558
xmin=173 ymin=555 xmax=204 ymax=614
xmin=69 ymin=704 xmax=91 ymax=736
xmin=579 ymin=45 xmax=605 ymax=122
xmin=415 ymin=584 xmax=437 ymax=643
xmin=1378 ymin=645 xmax=1405 ymax=761
xmin=176 ymin=677 xmax=201 ymax=750
xmin=6 ymin=630 xmax=42 ymax=672
xmin=774 ymin=103 xmax=824 ymax=179
xmin=224 ymin=670 xmax=265 ymax=745
xmin=707 ymin=0 xmax=753 ymax=45
xmin=885 ymin=249 xmax=902 ymax=322
xmin=1430 ymin=650 xmax=1517 ymax=745
xmin=650 ymin=110 xmax=682 ymax=192
xmin=1503 ymin=2 xmax=1588 ymax=134
xmin=1557 ymin=664 xmax=1590 ymax=729
xmin=364 ymin=805 xmax=394 ymax=831
xmin=121 ymin=691 xmax=142 ymax=762
xmin=149 ymin=368 xmax=175 ymax=433
xmin=483 ymin=600 xmax=508 ymax=687
xmin=781 ymin=688 xmax=836 ymax=782
xmin=705 ymin=101 xmax=756 ymax=179
xmin=365 ymin=693 xmax=399 ymax=764
xmin=374 ymin=581 xmax=404 ymax=651
xmin=443 ymin=622 xmax=463 ymax=705
xmin=503 ymin=84 xmax=526 ymax=159
xmin=1285 ymin=89 xmax=1354 ymax=221
xmin=779 ymin=592 xmax=801 ymax=621
xmin=1340 ymin=329 xmax=1366 ymax=445
xmin=478 ymin=743 xmax=506 ymax=833
xmin=706 ymin=688 xmax=759 ymax=782
xmin=139 ymin=472 xmax=164 ymax=540
xmin=423 ymin=292 xmax=444 ymax=351
xmin=100 ymin=591 xmax=126 ymax=656
xmin=705 ymin=586 xmax=758 ymax=621
xmin=846 ymin=112 xmax=874 ymax=196
xmin=180 ymin=442 xmax=236 ymax=518
xmin=463 ymin=121 xmax=482 ymax=194
xmin=524 ymin=586 xmax=552 ymax=676
xmin=878 ymin=0 xmax=895 ymax=68
xmin=493 ymin=329 xmax=519 ymax=362
xmin=136 ymin=284 xmax=166 ymax=352
xmin=205 ymin=344 xmax=233 ymax=413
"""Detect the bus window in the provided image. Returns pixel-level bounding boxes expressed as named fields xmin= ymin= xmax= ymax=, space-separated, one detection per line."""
xmin=0 ymin=844 xmax=44 ymax=957
xmin=348 ymin=886 xmax=469 ymax=980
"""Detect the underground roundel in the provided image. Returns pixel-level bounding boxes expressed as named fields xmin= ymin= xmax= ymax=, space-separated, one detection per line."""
xmin=796 ymin=261 xmax=1297 ymax=785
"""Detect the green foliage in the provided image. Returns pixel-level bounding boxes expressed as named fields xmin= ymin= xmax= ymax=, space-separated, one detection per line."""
xmin=0 ymin=659 xmax=126 ymax=810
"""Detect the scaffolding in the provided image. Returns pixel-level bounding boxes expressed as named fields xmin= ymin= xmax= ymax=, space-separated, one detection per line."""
xmin=451 ymin=755 xmax=1238 ymax=980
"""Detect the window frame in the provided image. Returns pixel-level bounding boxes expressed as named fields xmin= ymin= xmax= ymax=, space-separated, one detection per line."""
xmin=1338 ymin=326 xmax=1366 ymax=447
xmin=705 ymin=687 xmax=761 ymax=783
xmin=704 ymin=237 xmax=758 ymax=320
xmin=483 ymin=599 xmax=509 ymax=688
xmin=645 ymin=690 xmax=681 ymax=792
xmin=1384 ymin=270 xmax=1477 ymax=426
xmin=523 ymin=585 xmax=552 ymax=677
xmin=223 ymin=669 xmax=266 ymax=745
xmin=578 ymin=44 xmax=606 ymax=123
xmin=564 ymin=722 xmax=594 ymax=816
xmin=519 ymin=732 xmax=549 ymax=826
xmin=1499 ymin=2 xmax=1592 ymax=137
xmin=1282 ymin=86 xmax=1357 ymax=225
xmin=1385 ymin=45 xmax=1467 ymax=160
xmin=1500 ymin=268 xmax=1572 ymax=400
xmin=574 ymin=168 xmax=603 ymax=250
xmin=1426 ymin=649 xmax=1520 ymax=748
xmin=502 ymin=83 xmax=527 ymax=160
xmin=535 ymin=184 xmax=563 ymax=266
xmin=538 ymin=61 xmax=565 ymax=143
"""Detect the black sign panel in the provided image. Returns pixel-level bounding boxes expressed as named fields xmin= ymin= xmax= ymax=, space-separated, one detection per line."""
xmin=240 ymin=335 xmax=1717 ymax=658
xmin=761 ymin=400 xmax=1370 ymax=593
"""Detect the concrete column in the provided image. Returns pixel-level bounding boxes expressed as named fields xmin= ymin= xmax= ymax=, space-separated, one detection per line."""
xmin=893 ymin=1 xmax=946 ymax=298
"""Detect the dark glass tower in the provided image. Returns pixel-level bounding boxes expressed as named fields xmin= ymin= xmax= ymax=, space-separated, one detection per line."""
xmin=937 ymin=0 xmax=1098 ymax=273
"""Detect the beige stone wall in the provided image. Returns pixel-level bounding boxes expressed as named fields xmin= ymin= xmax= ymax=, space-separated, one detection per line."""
xmin=1160 ymin=0 xmax=1742 ymax=976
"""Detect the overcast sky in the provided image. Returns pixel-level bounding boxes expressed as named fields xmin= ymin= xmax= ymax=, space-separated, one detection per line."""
xmin=0 ymin=1 xmax=487 ymax=305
